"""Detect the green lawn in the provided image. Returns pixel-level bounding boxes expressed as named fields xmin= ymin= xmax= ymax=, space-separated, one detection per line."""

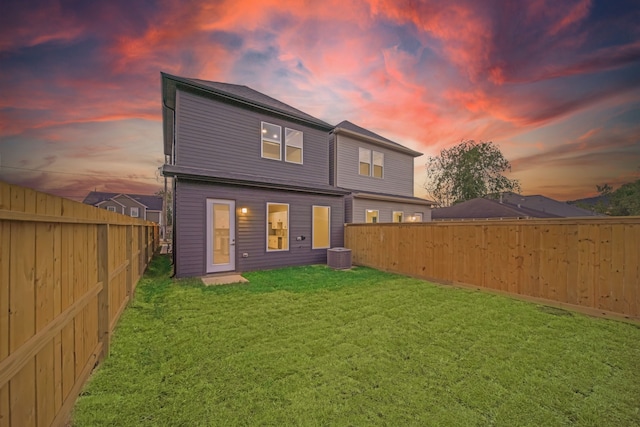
xmin=72 ymin=255 xmax=640 ymax=426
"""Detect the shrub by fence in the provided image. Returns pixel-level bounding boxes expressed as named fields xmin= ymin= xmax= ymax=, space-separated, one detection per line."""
xmin=345 ymin=217 xmax=639 ymax=321
xmin=0 ymin=182 xmax=159 ymax=427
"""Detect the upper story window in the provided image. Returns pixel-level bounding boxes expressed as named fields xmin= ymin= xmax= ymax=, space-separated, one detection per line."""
xmin=261 ymin=122 xmax=282 ymax=160
xmin=285 ymin=128 xmax=303 ymax=164
xmin=107 ymin=206 xmax=116 ymax=212
xmin=130 ymin=207 xmax=139 ymax=218
xmin=359 ymin=148 xmax=371 ymax=176
xmin=359 ymin=148 xmax=383 ymax=178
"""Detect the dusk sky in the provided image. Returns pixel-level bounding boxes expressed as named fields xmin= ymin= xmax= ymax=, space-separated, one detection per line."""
xmin=1 ymin=0 xmax=639 ymax=202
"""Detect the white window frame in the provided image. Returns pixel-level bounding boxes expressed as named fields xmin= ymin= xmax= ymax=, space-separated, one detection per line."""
xmin=413 ymin=213 xmax=423 ymax=222
xmin=266 ymin=202 xmax=289 ymax=252
xmin=365 ymin=209 xmax=379 ymax=223
xmin=261 ymin=121 xmax=282 ymax=161
xmin=359 ymin=148 xmax=384 ymax=178
xmin=359 ymin=148 xmax=371 ymax=176
xmin=285 ymin=127 xmax=303 ymax=164
xmin=130 ymin=207 xmax=139 ymax=218
xmin=393 ymin=211 xmax=403 ymax=223
xmin=106 ymin=206 xmax=116 ymax=212
xmin=312 ymin=205 xmax=331 ymax=249
xmin=372 ymin=151 xmax=384 ymax=178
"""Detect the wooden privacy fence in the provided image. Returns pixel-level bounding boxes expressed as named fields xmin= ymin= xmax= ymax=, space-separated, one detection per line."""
xmin=345 ymin=217 xmax=640 ymax=321
xmin=0 ymin=182 xmax=159 ymax=427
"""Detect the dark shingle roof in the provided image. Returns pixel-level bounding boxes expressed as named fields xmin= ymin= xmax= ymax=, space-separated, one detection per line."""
xmin=432 ymin=198 xmax=560 ymax=220
xmin=333 ymin=120 xmax=422 ymax=156
xmin=500 ymin=192 xmax=604 ymax=217
xmin=163 ymin=73 xmax=332 ymax=129
xmin=83 ymin=191 xmax=163 ymax=210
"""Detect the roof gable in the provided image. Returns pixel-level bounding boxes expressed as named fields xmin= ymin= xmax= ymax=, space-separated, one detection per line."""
xmin=333 ymin=120 xmax=422 ymax=157
xmin=83 ymin=191 xmax=163 ymax=211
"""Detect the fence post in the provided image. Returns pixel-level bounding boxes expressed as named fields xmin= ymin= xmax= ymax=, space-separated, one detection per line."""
xmin=97 ymin=224 xmax=110 ymax=360
xmin=126 ymin=225 xmax=133 ymax=299
xmin=138 ymin=226 xmax=144 ymax=275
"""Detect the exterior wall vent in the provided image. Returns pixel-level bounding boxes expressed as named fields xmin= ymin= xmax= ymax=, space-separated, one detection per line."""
xmin=327 ymin=247 xmax=352 ymax=269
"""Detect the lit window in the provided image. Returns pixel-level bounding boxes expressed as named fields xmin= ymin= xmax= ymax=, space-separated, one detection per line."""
xmin=285 ymin=128 xmax=303 ymax=164
xmin=130 ymin=207 xmax=139 ymax=217
xmin=365 ymin=209 xmax=379 ymax=223
xmin=413 ymin=213 xmax=423 ymax=222
xmin=393 ymin=211 xmax=403 ymax=223
xmin=359 ymin=148 xmax=371 ymax=176
xmin=107 ymin=206 xmax=116 ymax=212
xmin=261 ymin=122 xmax=281 ymax=160
xmin=373 ymin=151 xmax=384 ymax=178
xmin=312 ymin=206 xmax=330 ymax=249
xmin=267 ymin=203 xmax=289 ymax=251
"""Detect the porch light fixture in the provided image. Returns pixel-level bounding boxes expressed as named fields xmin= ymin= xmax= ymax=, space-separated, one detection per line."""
xmin=241 ymin=207 xmax=248 ymax=214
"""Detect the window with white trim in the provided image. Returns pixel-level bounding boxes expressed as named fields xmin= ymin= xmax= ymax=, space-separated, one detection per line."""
xmin=393 ymin=211 xmax=403 ymax=223
xmin=261 ymin=122 xmax=282 ymax=160
xmin=359 ymin=148 xmax=371 ymax=176
xmin=107 ymin=206 xmax=116 ymax=212
xmin=285 ymin=128 xmax=303 ymax=164
xmin=365 ymin=209 xmax=379 ymax=223
xmin=130 ymin=207 xmax=139 ymax=218
xmin=359 ymin=148 xmax=383 ymax=178
xmin=266 ymin=203 xmax=289 ymax=251
xmin=312 ymin=206 xmax=330 ymax=249
xmin=373 ymin=151 xmax=384 ymax=178
xmin=412 ymin=213 xmax=423 ymax=222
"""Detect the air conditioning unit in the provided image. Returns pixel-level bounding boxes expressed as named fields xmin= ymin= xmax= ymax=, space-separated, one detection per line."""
xmin=327 ymin=247 xmax=352 ymax=269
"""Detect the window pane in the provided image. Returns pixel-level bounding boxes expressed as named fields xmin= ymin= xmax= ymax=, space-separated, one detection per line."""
xmin=393 ymin=211 xmax=403 ymax=223
xmin=359 ymin=148 xmax=371 ymax=176
xmin=262 ymin=122 xmax=281 ymax=142
xmin=313 ymin=206 xmax=330 ymax=249
xmin=365 ymin=210 xmax=378 ymax=223
xmin=267 ymin=203 xmax=289 ymax=251
xmin=373 ymin=151 xmax=383 ymax=178
xmin=263 ymin=141 xmax=281 ymax=160
xmin=213 ymin=203 xmax=230 ymax=264
xmin=286 ymin=146 xmax=302 ymax=163
xmin=285 ymin=128 xmax=303 ymax=163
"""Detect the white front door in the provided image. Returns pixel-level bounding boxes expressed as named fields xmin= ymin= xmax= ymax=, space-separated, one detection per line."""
xmin=206 ymin=199 xmax=235 ymax=273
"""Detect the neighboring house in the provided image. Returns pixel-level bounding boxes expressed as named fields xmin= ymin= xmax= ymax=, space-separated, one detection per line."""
xmin=331 ymin=120 xmax=433 ymax=223
xmin=160 ymin=72 xmax=433 ymax=277
xmin=83 ymin=192 xmax=163 ymax=223
xmin=499 ymin=192 xmax=604 ymax=217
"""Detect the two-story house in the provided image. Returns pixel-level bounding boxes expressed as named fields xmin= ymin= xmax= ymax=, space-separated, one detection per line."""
xmin=161 ymin=72 xmax=432 ymax=278
xmin=83 ymin=191 xmax=163 ymax=223
xmin=331 ymin=120 xmax=432 ymax=223
xmin=161 ymin=73 xmax=349 ymax=277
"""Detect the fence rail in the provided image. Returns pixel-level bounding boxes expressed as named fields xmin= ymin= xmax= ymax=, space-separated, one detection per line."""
xmin=0 ymin=182 xmax=159 ymax=427
xmin=345 ymin=217 xmax=640 ymax=321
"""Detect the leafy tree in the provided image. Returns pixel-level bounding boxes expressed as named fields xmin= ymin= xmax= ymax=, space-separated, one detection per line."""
xmin=424 ymin=140 xmax=521 ymax=207
xmin=608 ymin=179 xmax=640 ymax=216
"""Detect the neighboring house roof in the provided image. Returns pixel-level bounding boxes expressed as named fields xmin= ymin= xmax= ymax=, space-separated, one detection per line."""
xmin=432 ymin=198 xmax=560 ymax=220
xmin=333 ymin=120 xmax=423 ymax=157
xmin=161 ymin=73 xmax=333 ymax=156
xmin=500 ymin=192 xmax=604 ymax=217
xmin=83 ymin=191 xmax=163 ymax=211
xmin=348 ymin=190 xmax=435 ymax=206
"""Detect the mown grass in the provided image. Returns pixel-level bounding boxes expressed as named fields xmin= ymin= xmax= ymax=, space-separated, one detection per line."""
xmin=72 ymin=255 xmax=640 ymax=426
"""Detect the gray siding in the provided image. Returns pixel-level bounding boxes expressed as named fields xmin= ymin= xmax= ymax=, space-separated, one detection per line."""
xmin=351 ymin=198 xmax=431 ymax=223
xmin=175 ymin=179 xmax=344 ymax=277
xmin=175 ymin=90 xmax=329 ymax=186
xmin=112 ymin=195 xmax=146 ymax=218
xmin=146 ymin=211 xmax=161 ymax=223
xmin=335 ymin=134 xmax=414 ymax=196
xmin=329 ymin=133 xmax=335 ymax=186
xmin=98 ymin=201 xmax=123 ymax=214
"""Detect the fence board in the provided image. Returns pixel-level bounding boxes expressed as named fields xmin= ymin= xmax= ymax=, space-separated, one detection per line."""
xmin=345 ymin=217 xmax=640 ymax=321
xmin=0 ymin=181 xmax=158 ymax=427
